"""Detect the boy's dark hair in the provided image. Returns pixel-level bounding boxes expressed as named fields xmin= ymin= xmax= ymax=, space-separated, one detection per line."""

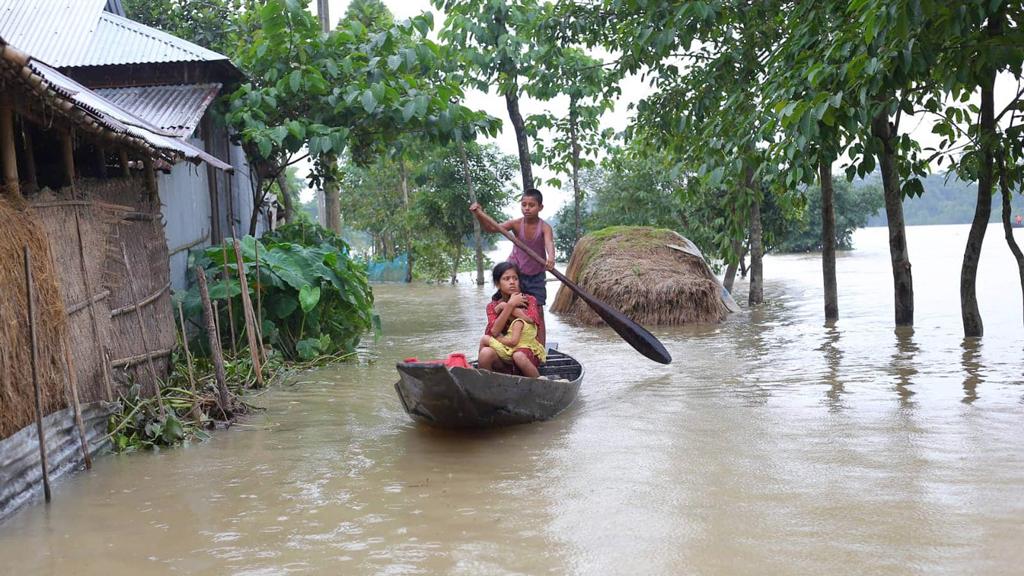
xmin=522 ymin=188 xmax=543 ymax=205
xmin=491 ymin=261 xmax=520 ymax=300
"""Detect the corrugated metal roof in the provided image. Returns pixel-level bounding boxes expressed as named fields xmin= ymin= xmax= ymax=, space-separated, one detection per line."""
xmin=21 ymin=57 xmax=233 ymax=172
xmin=0 ymin=1 xmax=230 ymax=68
xmin=75 ymin=11 xmax=229 ymax=67
xmin=95 ymin=84 xmax=222 ymax=137
xmin=0 ymin=0 xmax=108 ymax=67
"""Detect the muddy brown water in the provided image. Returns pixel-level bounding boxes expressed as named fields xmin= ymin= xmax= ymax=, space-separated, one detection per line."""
xmin=0 ymin=224 xmax=1022 ymax=575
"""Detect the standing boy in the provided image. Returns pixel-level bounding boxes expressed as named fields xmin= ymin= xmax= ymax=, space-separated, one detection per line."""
xmin=470 ymin=188 xmax=555 ymax=345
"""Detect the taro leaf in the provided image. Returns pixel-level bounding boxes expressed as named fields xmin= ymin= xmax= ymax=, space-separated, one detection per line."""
xmin=261 ymin=244 xmax=320 ymax=290
xmin=161 ymin=414 xmax=185 ymax=444
xmin=266 ymin=293 xmax=299 ymax=319
xmin=299 ymin=285 xmax=321 ymax=314
xmin=296 ymin=337 xmax=322 ymax=360
xmin=207 ymin=280 xmax=242 ymax=300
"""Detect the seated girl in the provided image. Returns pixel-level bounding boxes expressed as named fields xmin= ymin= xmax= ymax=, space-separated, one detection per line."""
xmin=478 ymin=262 xmax=546 ymax=377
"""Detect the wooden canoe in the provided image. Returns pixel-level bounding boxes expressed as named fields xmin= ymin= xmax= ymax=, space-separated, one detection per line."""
xmin=394 ymin=349 xmax=584 ymax=428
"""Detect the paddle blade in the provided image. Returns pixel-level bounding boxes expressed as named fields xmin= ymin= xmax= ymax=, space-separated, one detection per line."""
xmin=588 ymin=299 xmax=673 ymax=364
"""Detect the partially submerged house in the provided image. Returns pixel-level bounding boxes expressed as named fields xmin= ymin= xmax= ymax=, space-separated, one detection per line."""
xmin=0 ymin=1 xmax=264 ymax=521
xmin=0 ymin=0 xmax=270 ymax=289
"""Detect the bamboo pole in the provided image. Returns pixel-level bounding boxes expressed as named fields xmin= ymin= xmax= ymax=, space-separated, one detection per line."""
xmin=220 ymin=242 xmax=237 ymax=356
xmin=177 ymin=301 xmax=196 ymax=392
xmin=142 ymin=156 xmax=157 ymax=203
xmin=94 ymin=144 xmax=107 ymax=179
xmin=72 ymin=206 xmax=113 ymax=401
xmin=196 ymin=267 xmax=231 ymax=417
xmin=24 ymin=246 xmax=51 ymax=502
xmin=213 ymin=301 xmax=222 ymax=346
xmin=120 ymin=242 xmax=166 ymax=416
xmin=62 ymin=131 xmax=75 ymax=187
xmin=231 ymin=234 xmax=264 ymax=387
xmin=119 ymin=149 xmax=131 ymax=178
xmin=60 ymin=333 xmax=92 ymax=470
xmin=253 ymin=238 xmax=267 ymax=364
xmin=1 ymin=95 xmax=22 ymax=199
xmin=20 ymin=120 xmax=36 ymax=190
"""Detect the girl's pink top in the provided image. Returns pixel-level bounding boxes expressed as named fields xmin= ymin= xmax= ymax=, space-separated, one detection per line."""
xmin=485 ymin=294 xmax=542 ymax=336
xmin=509 ymin=219 xmax=546 ymax=276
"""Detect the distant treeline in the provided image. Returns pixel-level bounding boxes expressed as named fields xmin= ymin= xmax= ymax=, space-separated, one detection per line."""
xmin=862 ymin=173 xmax=1024 ymax=227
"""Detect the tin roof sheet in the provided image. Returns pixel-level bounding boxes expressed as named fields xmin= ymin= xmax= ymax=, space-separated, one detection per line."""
xmin=0 ymin=0 xmax=107 ymax=67
xmin=0 ymin=1 xmax=230 ymax=68
xmin=23 ymin=57 xmax=232 ymax=171
xmin=75 ymin=11 xmax=229 ymax=68
xmin=95 ymin=83 xmax=222 ymax=137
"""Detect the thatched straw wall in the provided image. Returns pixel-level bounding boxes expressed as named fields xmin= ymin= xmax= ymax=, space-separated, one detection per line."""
xmin=550 ymin=227 xmax=729 ymax=326
xmin=0 ymin=199 xmax=70 ymax=439
xmin=31 ymin=179 xmax=175 ymax=406
xmin=0 ymin=177 xmax=175 ymax=440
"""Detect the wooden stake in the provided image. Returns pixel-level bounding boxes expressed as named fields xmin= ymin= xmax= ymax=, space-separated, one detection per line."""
xmin=120 ymin=242 xmax=166 ymax=416
xmin=24 ymin=246 xmax=51 ymax=502
xmin=72 ymin=206 xmax=113 ymax=401
xmin=220 ymin=242 xmax=237 ymax=356
xmin=1 ymin=96 xmax=22 ymax=199
xmin=231 ymin=234 xmax=264 ymax=387
xmin=60 ymin=333 xmax=92 ymax=470
xmin=177 ymin=301 xmax=196 ymax=392
xmin=196 ymin=267 xmax=230 ymax=418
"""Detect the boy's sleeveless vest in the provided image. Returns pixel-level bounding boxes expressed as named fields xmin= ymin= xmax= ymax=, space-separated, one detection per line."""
xmin=509 ymin=219 xmax=546 ymax=276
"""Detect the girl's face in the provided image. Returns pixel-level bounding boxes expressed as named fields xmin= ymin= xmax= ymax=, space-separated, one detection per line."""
xmin=498 ymin=268 xmax=520 ymax=297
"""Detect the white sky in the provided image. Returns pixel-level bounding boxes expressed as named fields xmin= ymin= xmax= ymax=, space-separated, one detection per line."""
xmin=304 ymin=1 xmax=1021 ymax=212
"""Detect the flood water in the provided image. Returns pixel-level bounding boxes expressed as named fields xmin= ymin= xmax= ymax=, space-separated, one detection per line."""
xmin=1 ymin=223 xmax=1022 ymax=575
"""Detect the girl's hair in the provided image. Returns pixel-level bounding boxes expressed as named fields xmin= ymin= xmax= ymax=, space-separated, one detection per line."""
xmin=491 ymin=261 xmax=519 ymax=300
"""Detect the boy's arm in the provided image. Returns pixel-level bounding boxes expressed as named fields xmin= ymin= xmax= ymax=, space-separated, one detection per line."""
xmin=469 ymin=203 xmax=518 ymax=235
xmin=543 ymin=222 xmax=556 ymax=270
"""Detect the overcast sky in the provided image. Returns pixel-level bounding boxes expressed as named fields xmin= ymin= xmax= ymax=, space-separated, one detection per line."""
xmin=307 ymin=1 xmax=1020 ymax=212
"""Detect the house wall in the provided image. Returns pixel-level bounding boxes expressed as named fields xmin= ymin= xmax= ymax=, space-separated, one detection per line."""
xmin=158 ymin=122 xmax=265 ymax=291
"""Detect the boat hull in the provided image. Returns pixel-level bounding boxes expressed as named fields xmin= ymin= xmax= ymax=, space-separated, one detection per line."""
xmin=394 ymin=350 xmax=583 ymax=428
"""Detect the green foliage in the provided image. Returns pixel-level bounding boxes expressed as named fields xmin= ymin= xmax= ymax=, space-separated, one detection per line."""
xmin=123 ymin=0 xmax=242 ymax=53
xmin=774 ymin=180 xmax=884 ymax=253
xmin=340 ymin=142 xmax=516 ymax=282
xmin=183 ymin=223 xmax=374 ymax=361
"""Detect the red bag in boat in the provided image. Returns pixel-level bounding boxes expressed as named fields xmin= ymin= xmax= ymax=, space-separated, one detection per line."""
xmin=402 ymin=353 xmax=469 ymax=369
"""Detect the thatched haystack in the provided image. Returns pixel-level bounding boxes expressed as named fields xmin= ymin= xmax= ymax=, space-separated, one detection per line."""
xmin=0 ymin=199 xmax=70 ymax=439
xmin=550 ymin=226 xmax=732 ymax=325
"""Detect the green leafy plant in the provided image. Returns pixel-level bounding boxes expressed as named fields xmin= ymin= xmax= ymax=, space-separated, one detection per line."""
xmin=184 ymin=223 xmax=375 ymax=361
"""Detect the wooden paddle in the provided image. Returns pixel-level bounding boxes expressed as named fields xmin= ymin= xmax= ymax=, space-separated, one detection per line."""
xmin=470 ymin=205 xmax=672 ymax=365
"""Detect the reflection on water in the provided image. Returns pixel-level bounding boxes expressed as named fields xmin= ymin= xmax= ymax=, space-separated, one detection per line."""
xmin=0 ymin=224 xmax=1022 ymax=575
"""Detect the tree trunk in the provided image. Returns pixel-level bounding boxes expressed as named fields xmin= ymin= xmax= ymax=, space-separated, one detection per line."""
xmin=999 ymin=163 xmax=1024 ymax=326
xmin=505 ymin=86 xmax=534 ymax=191
xmin=820 ymin=160 xmax=838 ymax=321
xmin=570 ymin=101 xmax=582 ymax=246
xmin=400 ymin=160 xmax=414 ymax=283
xmin=871 ymin=109 xmax=914 ymax=326
xmin=745 ymin=168 xmax=764 ymax=305
xmin=451 ymin=241 xmax=462 ymax=285
xmin=959 ymin=12 xmax=1001 ymax=337
xmin=276 ymin=171 xmax=293 ymax=224
xmin=458 ymin=141 xmax=485 ymax=285
xmin=323 ymin=155 xmax=341 ymax=234
xmin=723 ymin=237 xmax=742 ymax=293
xmin=248 ymin=184 xmax=263 ymax=236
